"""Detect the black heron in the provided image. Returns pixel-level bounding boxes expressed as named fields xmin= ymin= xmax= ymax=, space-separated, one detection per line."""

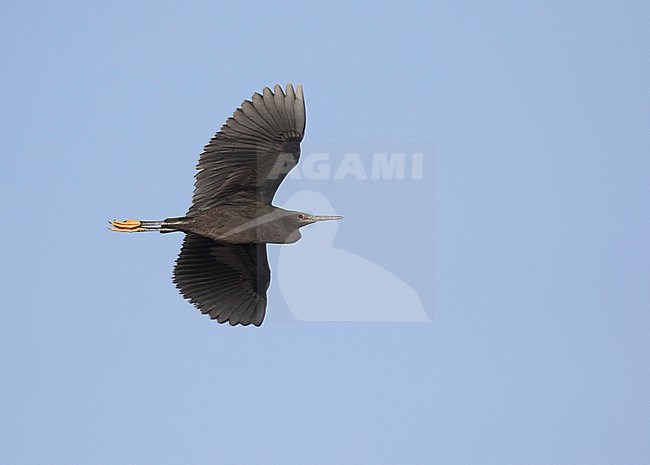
xmin=110 ymin=83 xmax=341 ymax=327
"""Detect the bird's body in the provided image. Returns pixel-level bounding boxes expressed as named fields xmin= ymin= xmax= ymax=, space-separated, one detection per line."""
xmin=110 ymin=84 xmax=341 ymax=327
xmin=162 ymin=206 xmax=304 ymax=244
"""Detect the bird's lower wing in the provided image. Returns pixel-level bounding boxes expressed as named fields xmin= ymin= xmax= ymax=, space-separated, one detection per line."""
xmin=173 ymin=234 xmax=270 ymax=327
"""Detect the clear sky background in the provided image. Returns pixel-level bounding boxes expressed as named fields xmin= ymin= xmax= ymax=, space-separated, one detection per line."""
xmin=1 ymin=1 xmax=648 ymax=464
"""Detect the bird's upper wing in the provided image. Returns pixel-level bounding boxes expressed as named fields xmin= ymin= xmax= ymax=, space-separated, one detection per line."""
xmin=173 ymin=233 xmax=270 ymax=326
xmin=188 ymin=83 xmax=306 ymax=214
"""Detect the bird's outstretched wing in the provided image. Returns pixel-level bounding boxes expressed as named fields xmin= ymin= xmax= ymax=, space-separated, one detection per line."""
xmin=173 ymin=233 xmax=270 ymax=326
xmin=188 ymin=83 xmax=306 ymax=214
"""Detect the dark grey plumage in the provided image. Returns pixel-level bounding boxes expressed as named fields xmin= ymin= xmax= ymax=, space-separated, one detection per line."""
xmin=171 ymin=83 xmax=304 ymax=326
xmin=110 ymin=84 xmax=341 ymax=327
xmin=173 ymin=234 xmax=269 ymax=326
xmin=188 ymin=83 xmax=305 ymax=213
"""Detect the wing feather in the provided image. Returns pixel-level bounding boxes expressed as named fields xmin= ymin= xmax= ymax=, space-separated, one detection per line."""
xmin=261 ymin=86 xmax=284 ymax=131
xmin=294 ymin=84 xmax=306 ymax=135
xmin=284 ymin=83 xmax=296 ymax=132
xmin=273 ymin=84 xmax=291 ymax=130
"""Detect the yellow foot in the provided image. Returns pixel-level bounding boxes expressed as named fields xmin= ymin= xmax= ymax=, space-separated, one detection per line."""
xmin=108 ymin=219 xmax=145 ymax=232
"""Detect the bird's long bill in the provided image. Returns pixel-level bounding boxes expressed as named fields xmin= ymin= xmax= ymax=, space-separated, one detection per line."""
xmin=308 ymin=214 xmax=343 ymax=222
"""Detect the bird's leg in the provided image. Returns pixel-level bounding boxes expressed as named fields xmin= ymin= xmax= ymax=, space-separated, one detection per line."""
xmin=108 ymin=219 xmax=166 ymax=232
xmin=108 ymin=219 xmax=146 ymax=232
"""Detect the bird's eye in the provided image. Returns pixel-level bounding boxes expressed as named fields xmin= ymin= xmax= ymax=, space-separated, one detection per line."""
xmin=298 ymin=214 xmax=304 ymax=219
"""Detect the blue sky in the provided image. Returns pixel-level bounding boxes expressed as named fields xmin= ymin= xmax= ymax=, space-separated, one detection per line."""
xmin=1 ymin=1 xmax=648 ymax=464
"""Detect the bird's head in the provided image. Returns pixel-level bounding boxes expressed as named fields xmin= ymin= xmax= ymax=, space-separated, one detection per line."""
xmin=294 ymin=211 xmax=343 ymax=227
xmin=276 ymin=210 xmax=343 ymax=243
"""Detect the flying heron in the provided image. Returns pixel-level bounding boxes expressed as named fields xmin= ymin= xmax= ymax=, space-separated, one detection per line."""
xmin=110 ymin=83 xmax=341 ymax=327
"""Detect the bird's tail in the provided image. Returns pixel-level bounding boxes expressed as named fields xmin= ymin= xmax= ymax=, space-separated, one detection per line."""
xmin=108 ymin=219 xmax=175 ymax=233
